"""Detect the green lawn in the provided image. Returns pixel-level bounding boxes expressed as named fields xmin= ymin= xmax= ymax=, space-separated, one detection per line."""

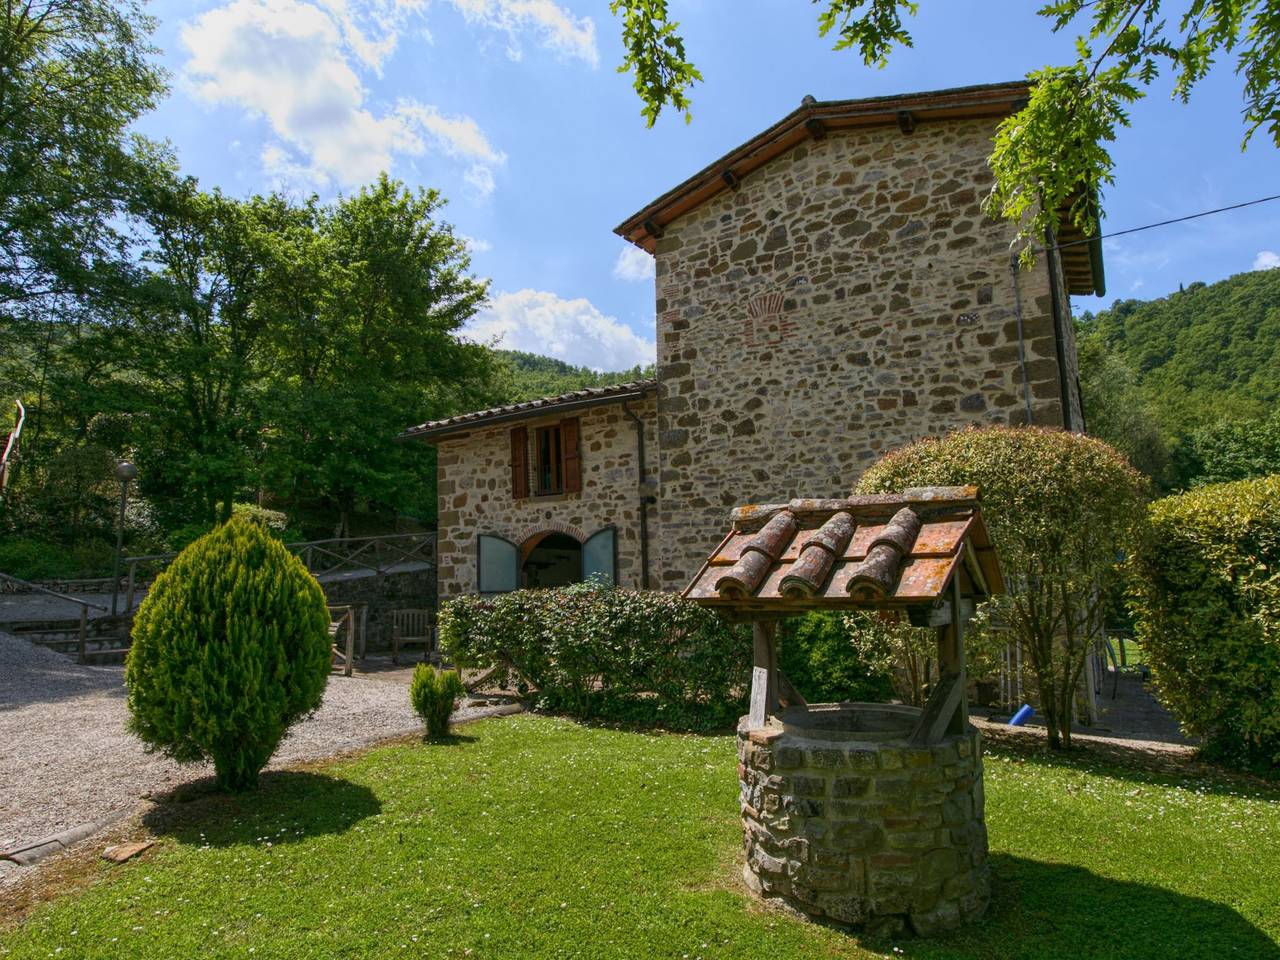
xmin=3 ymin=715 xmax=1279 ymax=959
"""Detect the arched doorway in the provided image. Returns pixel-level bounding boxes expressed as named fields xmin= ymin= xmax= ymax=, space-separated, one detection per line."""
xmin=520 ymin=532 xmax=582 ymax=588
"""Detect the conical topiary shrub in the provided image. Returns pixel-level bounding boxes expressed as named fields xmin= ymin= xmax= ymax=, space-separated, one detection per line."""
xmin=125 ymin=515 xmax=332 ymax=791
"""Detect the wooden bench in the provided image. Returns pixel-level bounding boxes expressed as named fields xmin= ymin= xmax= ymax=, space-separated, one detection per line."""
xmin=391 ymin=608 xmax=436 ymax=665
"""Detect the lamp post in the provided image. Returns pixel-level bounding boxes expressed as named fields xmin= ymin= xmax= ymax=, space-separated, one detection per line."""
xmin=111 ymin=460 xmax=137 ymax=616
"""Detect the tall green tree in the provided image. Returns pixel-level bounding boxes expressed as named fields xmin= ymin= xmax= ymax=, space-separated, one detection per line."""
xmin=260 ymin=176 xmax=495 ymax=535
xmin=126 ymin=174 xmax=308 ymax=525
xmin=611 ymin=1 xmax=1280 ymax=256
xmin=0 ymin=0 xmax=165 ymax=308
xmin=1076 ymin=336 xmax=1169 ymax=483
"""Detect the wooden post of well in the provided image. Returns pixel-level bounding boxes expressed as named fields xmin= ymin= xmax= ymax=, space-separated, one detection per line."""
xmin=749 ymin=620 xmax=779 ymax=728
xmin=936 ymin=574 xmax=968 ymax=736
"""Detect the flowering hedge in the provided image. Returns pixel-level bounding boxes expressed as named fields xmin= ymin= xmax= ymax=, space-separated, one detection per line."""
xmin=1127 ymin=475 xmax=1280 ymax=769
xmin=439 ymin=582 xmax=749 ymax=731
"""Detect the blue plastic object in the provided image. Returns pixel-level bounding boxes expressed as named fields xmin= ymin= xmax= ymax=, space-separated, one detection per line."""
xmin=1009 ymin=704 xmax=1035 ymax=727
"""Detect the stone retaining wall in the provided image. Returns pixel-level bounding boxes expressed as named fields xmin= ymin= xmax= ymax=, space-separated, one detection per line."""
xmin=321 ymin=568 xmax=436 ymax=653
xmin=737 ymin=706 xmax=989 ymax=937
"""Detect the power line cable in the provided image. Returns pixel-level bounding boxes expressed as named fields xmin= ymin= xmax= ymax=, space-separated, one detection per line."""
xmin=1053 ymin=192 xmax=1280 ymax=251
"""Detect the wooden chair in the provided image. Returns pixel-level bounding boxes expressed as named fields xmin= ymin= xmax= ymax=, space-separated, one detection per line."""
xmin=328 ymin=605 xmax=355 ymax=677
xmin=392 ymin=608 xmax=436 ymax=665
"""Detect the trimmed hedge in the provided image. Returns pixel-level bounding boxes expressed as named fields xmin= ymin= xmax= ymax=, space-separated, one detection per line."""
xmin=439 ymin=582 xmax=748 ymax=731
xmin=1128 ymin=475 xmax=1280 ymax=768
xmin=125 ymin=516 xmax=332 ymax=791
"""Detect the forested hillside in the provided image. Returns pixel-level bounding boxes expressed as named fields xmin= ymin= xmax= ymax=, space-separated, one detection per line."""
xmin=1077 ymin=268 xmax=1280 ymax=489
xmin=497 ymin=351 xmax=652 ymax=402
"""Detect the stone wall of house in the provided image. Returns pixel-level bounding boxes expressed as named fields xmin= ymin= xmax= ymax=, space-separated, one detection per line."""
xmin=652 ymin=116 xmax=1078 ymax=590
xmin=433 ymin=394 xmax=658 ymax=600
xmin=1048 ymin=244 xmax=1084 ymax=431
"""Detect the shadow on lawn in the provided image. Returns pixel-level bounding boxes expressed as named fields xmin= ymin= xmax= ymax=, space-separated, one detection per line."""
xmin=980 ymin=727 xmax=1280 ymax=799
xmin=141 ymin=770 xmax=380 ymax=848
xmin=893 ymin=854 xmax=1280 ymax=959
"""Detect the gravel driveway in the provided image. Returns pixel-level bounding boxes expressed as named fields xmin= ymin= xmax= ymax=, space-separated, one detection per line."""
xmin=0 ymin=632 xmax=502 ymax=856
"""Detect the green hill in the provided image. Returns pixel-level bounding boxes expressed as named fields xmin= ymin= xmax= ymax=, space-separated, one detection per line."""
xmin=496 ymin=350 xmax=653 ymax=403
xmin=1076 ymin=268 xmax=1280 ymax=487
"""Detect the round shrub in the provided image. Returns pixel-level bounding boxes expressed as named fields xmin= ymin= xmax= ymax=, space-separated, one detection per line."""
xmin=125 ymin=515 xmax=332 ymax=790
xmin=858 ymin=425 xmax=1148 ymax=748
xmin=777 ymin=612 xmax=893 ymax=704
xmin=1127 ymin=475 xmax=1280 ymax=768
xmin=409 ymin=664 xmax=466 ymax=738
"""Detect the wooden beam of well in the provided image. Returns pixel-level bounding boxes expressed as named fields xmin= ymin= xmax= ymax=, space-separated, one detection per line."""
xmin=748 ymin=621 xmax=779 ymax=727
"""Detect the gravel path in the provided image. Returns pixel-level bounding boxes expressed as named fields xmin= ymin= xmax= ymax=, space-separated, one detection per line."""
xmin=0 ymin=632 xmax=503 ymax=856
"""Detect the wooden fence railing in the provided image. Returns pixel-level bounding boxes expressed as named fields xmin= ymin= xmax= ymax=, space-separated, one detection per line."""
xmin=117 ymin=533 xmax=436 ymax=611
xmin=0 ymin=533 xmax=435 ymax=611
xmin=0 ymin=572 xmax=110 ymax=663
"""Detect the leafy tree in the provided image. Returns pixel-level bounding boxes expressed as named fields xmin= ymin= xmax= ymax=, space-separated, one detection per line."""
xmin=126 ymin=516 xmax=331 ymax=791
xmin=0 ymin=0 xmax=164 ymax=309
xmin=1185 ymin=410 xmax=1280 ymax=486
xmin=858 ymin=426 xmax=1148 ymax=750
xmin=610 ymin=0 xmax=1280 ymax=255
xmin=259 ymin=176 xmax=496 ymax=535
xmin=496 ymin=350 xmax=652 ymax=402
xmin=124 ymin=174 xmax=309 ymax=526
xmin=1076 ymin=335 xmax=1169 ymax=483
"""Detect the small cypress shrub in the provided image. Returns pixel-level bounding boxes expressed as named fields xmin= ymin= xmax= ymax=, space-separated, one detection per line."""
xmin=409 ymin=664 xmax=466 ymax=738
xmin=125 ymin=516 xmax=332 ymax=791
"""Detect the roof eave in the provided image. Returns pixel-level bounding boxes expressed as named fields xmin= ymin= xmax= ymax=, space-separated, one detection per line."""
xmin=614 ymin=81 xmax=1033 ymax=251
xmin=400 ymin=384 xmax=656 ymax=443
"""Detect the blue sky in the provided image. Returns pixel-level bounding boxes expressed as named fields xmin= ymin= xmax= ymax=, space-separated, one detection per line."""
xmin=137 ymin=0 xmax=1279 ymax=371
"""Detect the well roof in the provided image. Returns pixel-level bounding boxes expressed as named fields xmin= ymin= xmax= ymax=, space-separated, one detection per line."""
xmin=683 ymin=486 xmax=1002 ymax=615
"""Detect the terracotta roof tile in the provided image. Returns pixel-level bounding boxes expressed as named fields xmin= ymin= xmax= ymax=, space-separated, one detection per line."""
xmin=683 ymin=486 xmax=1003 ymax=614
xmin=400 ymin=379 xmax=656 ymax=441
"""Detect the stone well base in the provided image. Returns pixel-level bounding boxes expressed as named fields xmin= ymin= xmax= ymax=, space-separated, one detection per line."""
xmin=737 ymin=703 xmax=989 ymax=937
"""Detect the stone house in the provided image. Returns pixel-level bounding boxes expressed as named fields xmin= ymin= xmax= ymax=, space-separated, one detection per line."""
xmin=404 ymin=81 xmax=1104 ymax=601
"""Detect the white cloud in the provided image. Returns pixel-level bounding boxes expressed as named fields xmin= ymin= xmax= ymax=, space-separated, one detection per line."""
xmin=394 ymin=101 xmax=503 ymax=163
xmin=450 ymin=0 xmax=598 ymax=65
xmin=463 ymin=164 xmax=497 ymax=198
xmin=181 ymin=0 xmax=503 ymax=189
xmin=315 ymin=0 xmax=425 ymax=70
xmin=1254 ymin=250 xmax=1280 ymax=271
xmin=612 ymin=244 xmax=655 ymax=282
xmin=459 ymin=234 xmax=492 ymax=255
xmin=464 ymin=290 xmax=655 ymax=370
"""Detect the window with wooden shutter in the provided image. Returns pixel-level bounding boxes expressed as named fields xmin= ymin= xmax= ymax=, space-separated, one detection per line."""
xmin=510 ymin=425 xmax=529 ymax=499
xmin=561 ymin=417 xmax=581 ymax=494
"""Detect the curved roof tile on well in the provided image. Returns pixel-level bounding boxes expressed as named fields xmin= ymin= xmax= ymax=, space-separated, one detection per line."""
xmin=400 ymin=379 xmax=657 ymax=441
